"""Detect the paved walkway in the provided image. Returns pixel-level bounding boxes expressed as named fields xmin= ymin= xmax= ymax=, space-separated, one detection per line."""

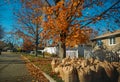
xmin=0 ymin=52 xmax=33 ymax=82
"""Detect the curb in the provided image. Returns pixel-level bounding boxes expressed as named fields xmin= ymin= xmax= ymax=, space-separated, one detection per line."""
xmin=42 ymin=72 xmax=56 ymax=82
xmin=21 ymin=55 xmax=56 ymax=82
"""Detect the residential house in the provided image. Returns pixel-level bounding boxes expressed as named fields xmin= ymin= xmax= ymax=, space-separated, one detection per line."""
xmin=43 ymin=46 xmax=59 ymax=54
xmin=42 ymin=30 xmax=120 ymax=59
xmin=42 ymin=45 xmax=92 ymax=58
xmin=91 ymin=30 xmax=120 ymax=51
xmin=90 ymin=30 xmax=120 ymax=62
xmin=66 ymin=44 xmax=92 ymax=58
xmin=66 ymin=47 xmax=78 ymax=58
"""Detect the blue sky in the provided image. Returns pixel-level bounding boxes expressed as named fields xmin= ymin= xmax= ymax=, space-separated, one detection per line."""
xmin=81 ymin=0 xmax=120 ymax=33
xmin=0 ymin=0 xmax=120 ymax=34
xmin=0 ymin=0 xmax=21 ymax=32
xmin=0 ymin=0 xmax=23 ymax=45
xmin=0 ymin=0 xmax=119 ymax=46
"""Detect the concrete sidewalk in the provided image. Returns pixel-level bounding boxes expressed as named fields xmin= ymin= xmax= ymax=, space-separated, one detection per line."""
xmin=0 ymin=52 xmax=33 ymax=82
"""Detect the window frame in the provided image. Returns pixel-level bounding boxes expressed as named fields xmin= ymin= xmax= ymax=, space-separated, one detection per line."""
xmin=109 ymin=37 xmax=116 ymax=45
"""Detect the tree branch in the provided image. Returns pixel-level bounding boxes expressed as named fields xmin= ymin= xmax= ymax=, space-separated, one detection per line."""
xmin=80 ymin=0 xmax=120 ymax=28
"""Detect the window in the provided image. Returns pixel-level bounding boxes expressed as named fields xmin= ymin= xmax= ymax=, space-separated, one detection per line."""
xmin=109 ymin=37 xmax=116 ymax=45
xmin=97 ymin=40 xmax=102 ymax=46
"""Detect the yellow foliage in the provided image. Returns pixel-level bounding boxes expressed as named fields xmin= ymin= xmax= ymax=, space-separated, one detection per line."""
xmin=73 ymin=2 xmax=78 ymax=6
xmin=41 ymin=0 xmax=91 ymax=47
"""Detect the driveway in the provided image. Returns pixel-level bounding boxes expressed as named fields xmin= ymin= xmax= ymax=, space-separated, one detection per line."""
xmin=0 ymin=52 xmax=33 ymax=82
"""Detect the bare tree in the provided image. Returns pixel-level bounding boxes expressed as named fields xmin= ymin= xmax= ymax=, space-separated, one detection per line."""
xmin=14 ymin=0 xmax=44 ymax=56
xmin=0 ymin=25 xmax=4 ymax=54
xmin=0 ymin=25 xmax=4 ymax=39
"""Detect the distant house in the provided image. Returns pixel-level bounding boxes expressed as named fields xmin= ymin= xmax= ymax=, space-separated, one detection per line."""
xmin=30 ymin=47 xmax=44 ymax=55
xmin=42 ymin=45 xmax=92 ymax=58
xmin=66 ymin=44 xmax=92 ymax=58
xmin=43 ymin=46 xmax=58 ymax=54
xmin=66 ymin=47 xmax=78 ymax=58
xmin=90 ymin=30 xmax=120 ymax=61
xmin=30 ymin=47 xmax=58 ymax=55
xmin=91 ymin=30 xmax=120 ymax=51
xmin=79 ymin=44 xmax=93 ymax=58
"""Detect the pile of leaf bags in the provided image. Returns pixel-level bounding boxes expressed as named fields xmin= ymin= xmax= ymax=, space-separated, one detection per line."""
xmin=111 ymin=62 xmax=120 ymax=82
xmin=51 ymin=57 xmax=120 ymax=82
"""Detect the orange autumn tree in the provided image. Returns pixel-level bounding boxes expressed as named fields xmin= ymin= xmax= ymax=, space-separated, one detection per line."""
xmin=41 ymin=0 xmax=93 ymax=58
xmin=23 ymin=37 xmax=35 ymax=51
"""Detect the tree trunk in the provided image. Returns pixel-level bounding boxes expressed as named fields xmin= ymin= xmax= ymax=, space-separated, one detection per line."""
xmin=43 ymin=52 xmax=45 ymax=58
xmin=35 ymin=44 xmax=38 ymax=56
xmin=35 ymin=25 xmax=39 ymax=57
xmin=59 ymin=32 xmax=66 ymax=59
xmin=59 ymin=42 xmax=66 ymax=59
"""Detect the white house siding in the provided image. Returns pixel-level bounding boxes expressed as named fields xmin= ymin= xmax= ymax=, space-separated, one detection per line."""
xmin=43 ymin=47 xmax=58 ymax=54
xmin=66 ymin=50 xmax=78 ymax=58
xmin=43 ymin=45 xmax=92 ymax=58
xmin=66 ymin=45 xmax=92 ymax=58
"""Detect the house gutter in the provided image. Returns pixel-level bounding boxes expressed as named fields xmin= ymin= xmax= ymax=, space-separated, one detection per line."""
xmin=91 ymin=33 xmax=120 ymax=41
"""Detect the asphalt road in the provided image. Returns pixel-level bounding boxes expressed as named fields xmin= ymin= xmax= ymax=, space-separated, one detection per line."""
xmin=0 ymin=52 xmax=33 ymax=82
